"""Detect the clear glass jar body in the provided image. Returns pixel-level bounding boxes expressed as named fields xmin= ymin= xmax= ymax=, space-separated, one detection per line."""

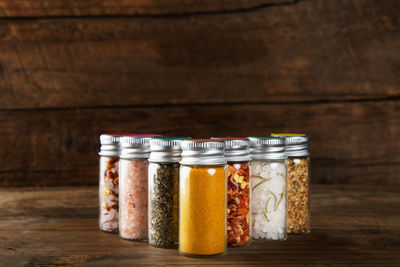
xmin=250 ymin=159 xmax=287 ymax=240
xmin=179 ymin=164 xmax=227 ymax=257
xmin=226 ymin=161 xmax=251 ymax=247
xmin=119 ymin=158 xmax=149 ymax=240
xmin=148 ymin=162 xmax=180 ymax=248
xmin=287 ymin=156 xmax=310 ymax=233
xmin=99 ymin=156 xmax=119 ymax=233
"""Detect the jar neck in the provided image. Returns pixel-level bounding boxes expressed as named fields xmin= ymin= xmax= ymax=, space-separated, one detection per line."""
xmin=251 ymin=158 xmax=286 ymax=163
xmin=180 ymin=164 xmax=226 ymax=168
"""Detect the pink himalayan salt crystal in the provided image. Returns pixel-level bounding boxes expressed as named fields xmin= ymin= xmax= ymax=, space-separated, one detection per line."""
xmin=119 ymin=158 xmax=149 ymax=240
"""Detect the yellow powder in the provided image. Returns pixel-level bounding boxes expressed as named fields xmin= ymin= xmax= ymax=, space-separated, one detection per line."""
xmin=179 ymin=165 xmax=226 ymax=256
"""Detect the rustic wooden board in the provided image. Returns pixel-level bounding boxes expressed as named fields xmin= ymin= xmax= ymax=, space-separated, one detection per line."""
xmin=0 ymin=0 xmax=399 ymax=187
xmin=0 ymin=0 xmax=287 ymax=17
xmin=1 ymin=185 xmax=399 ymax=266
xmin=0 ymin=0 xmax=398 ymax=109
xmin=0 ymin=100 xmax=399 ymax=186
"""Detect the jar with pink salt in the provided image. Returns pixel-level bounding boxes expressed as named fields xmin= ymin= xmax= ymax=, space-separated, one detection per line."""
xmin=119 ymin=134 xmax=161 ymax=241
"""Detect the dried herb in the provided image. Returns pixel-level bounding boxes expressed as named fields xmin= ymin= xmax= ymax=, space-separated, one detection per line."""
xmin=149 ymin=163 xmax=179 ymax=248
xmin=227 ymin=163 xmax=250 ymax=247
xmin=287 ymin=157 xmax=310 ymax=233
xmin=275 ymin=193 xmax=284 ymax=211
xmin=251 ymin=176 xmax=272 ymax=192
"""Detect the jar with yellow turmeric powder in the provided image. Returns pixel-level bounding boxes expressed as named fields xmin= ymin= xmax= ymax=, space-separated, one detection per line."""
xmin=179 ymin=139 xmax=227 ymax=257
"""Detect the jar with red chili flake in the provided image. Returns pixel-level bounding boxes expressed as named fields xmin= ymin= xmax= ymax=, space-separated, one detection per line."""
xmin=213 ymin=137 xmax=251 ymax=247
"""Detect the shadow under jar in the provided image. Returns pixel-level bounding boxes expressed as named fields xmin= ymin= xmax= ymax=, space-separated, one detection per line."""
xmin=99 ymin=134 xmax=123 ymax=233
xmin=272 ymin=134 xmax=310 ymax=234
xmin=212 ymin=137 xmax=251 ymax=247
xmin=119 ymin=134 xmax=160 ymax=241
xmin=248 ymin=136 xmax=288 ymax=241
xmin=179 ymin=139 xmax=227 ymax=257
xmin=148 ymin=137 xmax=189 ymax=248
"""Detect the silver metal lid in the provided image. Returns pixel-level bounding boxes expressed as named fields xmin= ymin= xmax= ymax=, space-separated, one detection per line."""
xmin=120 ymin=135 xmax=161 ymax=159
xmin=271 ymin=134 xmax=309 ymax=157
xmin=212 ymin=138 xmax=251 ymax=162
xmin=149 ymin=137 xmax=190 ymax=163
xmin=248 ymin=136 xmax=287 ymax=160
xmin=99 ymin=134 xmax=122 ymax=157
xmin=180 ymin=139 xmax=226 ymax=165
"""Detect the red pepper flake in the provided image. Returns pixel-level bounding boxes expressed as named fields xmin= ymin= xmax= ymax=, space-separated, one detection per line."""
xmin=227 ymin=163 xmax=250 ymax=246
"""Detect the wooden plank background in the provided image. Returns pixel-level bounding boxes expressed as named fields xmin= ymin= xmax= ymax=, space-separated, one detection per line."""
xmin=0 ymin=0 xmax=399 ymax=186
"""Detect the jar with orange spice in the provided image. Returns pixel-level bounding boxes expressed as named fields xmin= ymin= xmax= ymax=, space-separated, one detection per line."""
xmin=119 ymin=134 xmax=160 ymax=241
xmin=179 ymin=139 xmax=227 ymax=257
xmin=212 ymin=137 xmax=251 ymax=247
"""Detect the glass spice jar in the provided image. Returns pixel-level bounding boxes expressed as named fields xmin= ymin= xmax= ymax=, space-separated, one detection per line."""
xmin=179 ymin=139 xmax=227 ymax=257
xmin=99 ymin=134 xmax=123 ymax=233
xmin=148 ymin=137 xmax=189 ymax=248
xmin=119 ymin=134 xmax=161 ymax=241
xmin=248 ymin=136 xmax=287 ymax=241
xmin=212 ymin=137 xmax=251 ymax=247
xmin=272 ymin=134 xmax=310 ymax=234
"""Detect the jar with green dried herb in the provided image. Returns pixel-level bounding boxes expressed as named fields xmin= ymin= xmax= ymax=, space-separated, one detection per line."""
xmin=272 ymin=134 xmax=310 ymax=234
xmin=148 ymin=137 xmax=189 ymax=248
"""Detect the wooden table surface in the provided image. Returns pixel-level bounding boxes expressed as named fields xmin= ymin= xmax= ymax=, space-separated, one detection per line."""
xmin=1 ymin=185 xmax=399 ymax=266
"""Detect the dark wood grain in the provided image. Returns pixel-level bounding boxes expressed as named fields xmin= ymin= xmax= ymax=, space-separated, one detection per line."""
xmin=0 ymin=0 xmax=398 ymax=187
xmin=0 ymin=0 xmax=288 ymax=17
xmin=0 ymin=100 xmax=399 ymax=186
xmin=1 ymin=185 xmax=399 ymax=266
xmin=0 ymin=0 xmax=398 ymax=109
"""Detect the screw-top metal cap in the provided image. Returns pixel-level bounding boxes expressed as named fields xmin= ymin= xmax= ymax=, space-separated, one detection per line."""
xmin=120 ymin=134 xmax=161 ymax=159
xmin=211 ymin=137 xmax=251 ymax=162
xmin=99 ymin=134 xmax=125 ymax=157
xmin=271 ymin=133 xmax=309 ymax=157
xmin=248 ymin=136 xmax=287 ymax=160
xmin=180 ymin=139 xmax=226 ymax=165
xmin=149 ymin=137 xmax=190 ymax=163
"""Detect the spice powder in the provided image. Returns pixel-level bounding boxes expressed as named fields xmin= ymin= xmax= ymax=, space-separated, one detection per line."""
xmin=180 ymin=165 xmax=226 ymax=255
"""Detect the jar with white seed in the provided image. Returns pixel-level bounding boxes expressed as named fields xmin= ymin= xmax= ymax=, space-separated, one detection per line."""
xmin=248 ymin=136 xmax=287 ymax=241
